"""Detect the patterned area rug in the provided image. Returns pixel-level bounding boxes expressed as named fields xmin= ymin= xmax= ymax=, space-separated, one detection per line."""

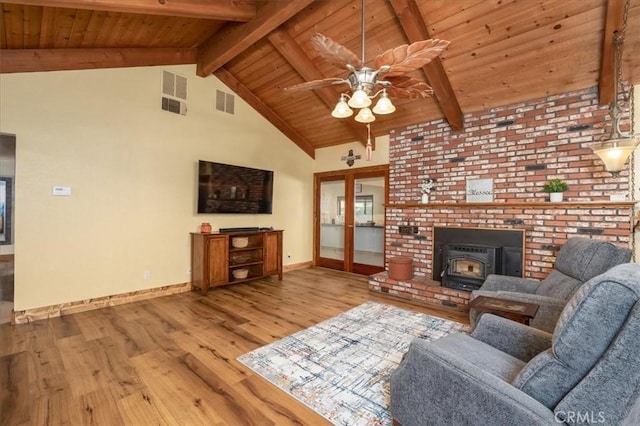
xmin=238 ymin=301 xmax=467 ymax=425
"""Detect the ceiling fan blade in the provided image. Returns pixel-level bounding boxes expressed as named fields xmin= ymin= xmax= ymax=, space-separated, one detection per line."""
xmin=284 ymin=77 xmax=348 ymax=91
xmin=383 ymin=76 xmax=434 ymax=99
xmin=311 ymin=33 xmax=363 ymax=70
xmin=375 ymin=39 xmax=450 ymax=77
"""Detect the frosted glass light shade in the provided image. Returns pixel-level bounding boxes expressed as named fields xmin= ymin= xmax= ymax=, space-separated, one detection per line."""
xmin=331 ymin=97 xmax=353 ymax=118
xmin=372 ymin=92 xmax=396 ymax=115
xmin=348 ymin=89 xmax=371 ymax=108
xmin=591 ymin=138 xmax=639 ymax=174
xmin=355 ymin=107 xmax=375 ymax=123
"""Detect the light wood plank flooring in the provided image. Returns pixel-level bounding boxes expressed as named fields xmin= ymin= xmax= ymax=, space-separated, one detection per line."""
xmin=0 ymin=267 xmax=468 ymax=426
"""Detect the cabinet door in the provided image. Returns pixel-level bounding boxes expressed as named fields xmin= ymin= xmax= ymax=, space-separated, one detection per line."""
xmin=263 ymin=231 xmax=282 ymax=277
xmin=208 ymin=236 xmax=229 ymax=285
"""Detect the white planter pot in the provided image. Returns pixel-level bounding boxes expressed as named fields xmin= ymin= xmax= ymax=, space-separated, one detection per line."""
xmin=549 ymin=192 xmax=563 ymax=202
xmin=421 ymin=193 xmax=429 ymax=204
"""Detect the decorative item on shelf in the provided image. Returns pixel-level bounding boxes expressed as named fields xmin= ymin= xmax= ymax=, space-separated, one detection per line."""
xmin=466 ymin=178 xmax=495 ymax=202
xmin=232 ymin=268 xmax=249 ymax=279
xmin=231 ymin=236 xmax=249 ymax=248
xmin=421 ymin=178 xmax=434 ymax=204
xmin=542 ymin=178 xmax=569 ymax=202
xmin=232 ymin=255 xmax=251 ymax=265
xmin=200 ymin=222 xmax=212 ymax=233
xmin=590 ymin=0 xmax=638 ymax=176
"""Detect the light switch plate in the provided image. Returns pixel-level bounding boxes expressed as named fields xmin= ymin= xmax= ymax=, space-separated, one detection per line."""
xmin=52 ymin=186 xmax=71 ymax=196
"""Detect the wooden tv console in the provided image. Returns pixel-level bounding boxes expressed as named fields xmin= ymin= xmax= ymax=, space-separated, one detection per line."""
xmin=190 ymin=230 xmax=283 ymax=294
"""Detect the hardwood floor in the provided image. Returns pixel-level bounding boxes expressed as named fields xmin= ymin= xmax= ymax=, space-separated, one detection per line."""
xmin=0 ymin=267 xmax=468 ymax=426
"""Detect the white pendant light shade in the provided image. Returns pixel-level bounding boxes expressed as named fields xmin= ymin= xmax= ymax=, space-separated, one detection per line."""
xmin=372 ymin=91 xmax=396 ymax=115
xmin=355 ymin=107 xmax=376 ymax=123
xmin=591 ymin=138 xmax=639 ymax=174
xmin=331 ymin=95 xmax=353 ymax=118
xmin=348 ymin=89 xmax=372 ymax=108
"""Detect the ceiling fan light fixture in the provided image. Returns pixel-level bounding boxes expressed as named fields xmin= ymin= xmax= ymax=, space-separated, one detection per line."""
xmin=331 ymin=94 xmax=354 ymax=118
xmin=355 ymin=107 xmax=375 ymax=123
xmin=348 ymin=88 xmax=372 ymax=108
xmin=372 ymin=91 xmax=396 ymax=115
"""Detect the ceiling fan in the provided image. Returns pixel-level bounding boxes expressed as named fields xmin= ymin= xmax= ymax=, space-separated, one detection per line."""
xmin=285 ymin=0 xmax=450 ymax=124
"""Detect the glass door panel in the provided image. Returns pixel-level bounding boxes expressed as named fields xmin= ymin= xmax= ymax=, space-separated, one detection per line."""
xmin=319 ymin=179 xmax=345 ymax=268
xmin=352 ymin=176 xmax=385 ymax=275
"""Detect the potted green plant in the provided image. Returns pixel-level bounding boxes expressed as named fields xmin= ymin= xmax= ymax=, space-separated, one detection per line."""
xmin=542 ymin=178 xmax=569 ymax=202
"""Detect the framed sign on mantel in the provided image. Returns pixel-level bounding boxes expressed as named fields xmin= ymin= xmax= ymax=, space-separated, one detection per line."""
xmin=466 ymin=178 xmax=494 ymax=203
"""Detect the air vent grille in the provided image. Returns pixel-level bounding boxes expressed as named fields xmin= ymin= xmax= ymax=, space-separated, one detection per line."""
xmin=162 ymin=70 xmax=187 ymax=100
xmin=161 ymin=70 xmax=187 ymax=115
xmin=161 ymin=97 xmax=186 ymax=115
xmin=216 ymin=89 xmax=235 ymax=115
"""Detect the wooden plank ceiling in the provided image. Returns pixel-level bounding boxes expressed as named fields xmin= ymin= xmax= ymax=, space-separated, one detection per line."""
xmin=1 ymin=0 xmax=638 ymax=158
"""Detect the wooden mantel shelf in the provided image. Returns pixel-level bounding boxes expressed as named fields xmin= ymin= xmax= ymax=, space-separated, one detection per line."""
xmin=385 ymin=201 xmax=637 ymax=209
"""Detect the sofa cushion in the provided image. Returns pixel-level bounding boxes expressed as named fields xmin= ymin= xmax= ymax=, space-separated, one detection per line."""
xmin=552 ymin=238 xmax=631 ymax=283
xmin=427 ymin=333 xmax=525 ymax=383
xmin=535 ymin=238 xmax=631 ymax=299
xmin=535 ymin=270 xmax=582 ymax=299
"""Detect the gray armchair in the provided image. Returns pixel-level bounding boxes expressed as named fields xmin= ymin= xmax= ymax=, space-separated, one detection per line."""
xmin=390 ymin=263 xmax=640 ymax=426
xmin=470 ymin=237 xmax=631 ymax=332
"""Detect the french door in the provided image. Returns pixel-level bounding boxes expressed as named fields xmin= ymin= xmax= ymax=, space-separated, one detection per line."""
xmin=314 ymin=165 xmax=388 ymax=275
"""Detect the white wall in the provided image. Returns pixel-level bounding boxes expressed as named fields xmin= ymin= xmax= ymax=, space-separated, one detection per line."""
xmin=0 ymin=64 xmax=314 ymax=311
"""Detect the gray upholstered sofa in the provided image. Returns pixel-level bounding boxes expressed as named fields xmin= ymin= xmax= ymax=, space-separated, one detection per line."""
xmin=470 ymin=237 xmax=632 ymax=332
xmin=390 ymin=263 xmax=640 ymax=426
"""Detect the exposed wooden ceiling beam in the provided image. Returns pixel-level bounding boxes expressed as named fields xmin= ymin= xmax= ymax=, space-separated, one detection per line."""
xmin=5 ymin=0 xmax=256 ymax=21
xmin=267 ymin=29 xmax=369 ymax=146
xmin=389 ymin=0 xmax=464 ymax=132
xmin=598 ymin=0 xmax=626 ymax=106
xmin=196 ymin=0 xmax=315 ymax=77
xmin=0 ymin=48 xmax=196 ymax=73
xmin=214 ymin=67 xmax=315 ymax=158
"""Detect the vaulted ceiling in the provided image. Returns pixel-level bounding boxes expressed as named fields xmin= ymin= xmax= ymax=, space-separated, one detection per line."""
xmin=1 ymin=0 xmax=638 ymax=158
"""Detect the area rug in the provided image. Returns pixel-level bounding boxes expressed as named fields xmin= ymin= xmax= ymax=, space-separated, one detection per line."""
xmin=237 ymin=301 xmax=467 ymax=425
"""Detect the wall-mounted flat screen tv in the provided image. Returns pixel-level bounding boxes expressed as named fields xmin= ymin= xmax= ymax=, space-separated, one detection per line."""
xmin=197 ymin=160 xmax=273 ymax=214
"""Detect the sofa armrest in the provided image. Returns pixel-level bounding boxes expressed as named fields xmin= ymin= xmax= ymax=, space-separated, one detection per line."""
xmin=479 ymin=274 xmax=541 ymax=293
xmin=390 ymin=337 xmax=556 ymax=426
xmin=471 ymin=314 xmax=552 ymax=362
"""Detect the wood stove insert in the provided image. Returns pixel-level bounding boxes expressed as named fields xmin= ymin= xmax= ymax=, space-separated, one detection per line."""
xmin=433 ymin=227 xmax=524 ymax=292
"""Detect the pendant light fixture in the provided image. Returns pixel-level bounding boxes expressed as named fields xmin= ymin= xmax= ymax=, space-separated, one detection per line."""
xmin=591 ymin=0 xmax=638 ymax=176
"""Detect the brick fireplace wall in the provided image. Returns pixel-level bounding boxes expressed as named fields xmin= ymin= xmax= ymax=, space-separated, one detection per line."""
xmin=372 ymin=86 xmax=635 ymax=309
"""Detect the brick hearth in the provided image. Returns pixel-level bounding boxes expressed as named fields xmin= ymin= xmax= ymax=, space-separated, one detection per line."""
xmin=370 ymin=86 xmax=635 ymax=310
xmin=369 ymin=272 xmax=471 ymax=311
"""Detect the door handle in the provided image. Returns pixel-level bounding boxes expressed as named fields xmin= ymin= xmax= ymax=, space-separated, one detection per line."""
xmin=347 ymin=225 xmax=354 ymax=228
